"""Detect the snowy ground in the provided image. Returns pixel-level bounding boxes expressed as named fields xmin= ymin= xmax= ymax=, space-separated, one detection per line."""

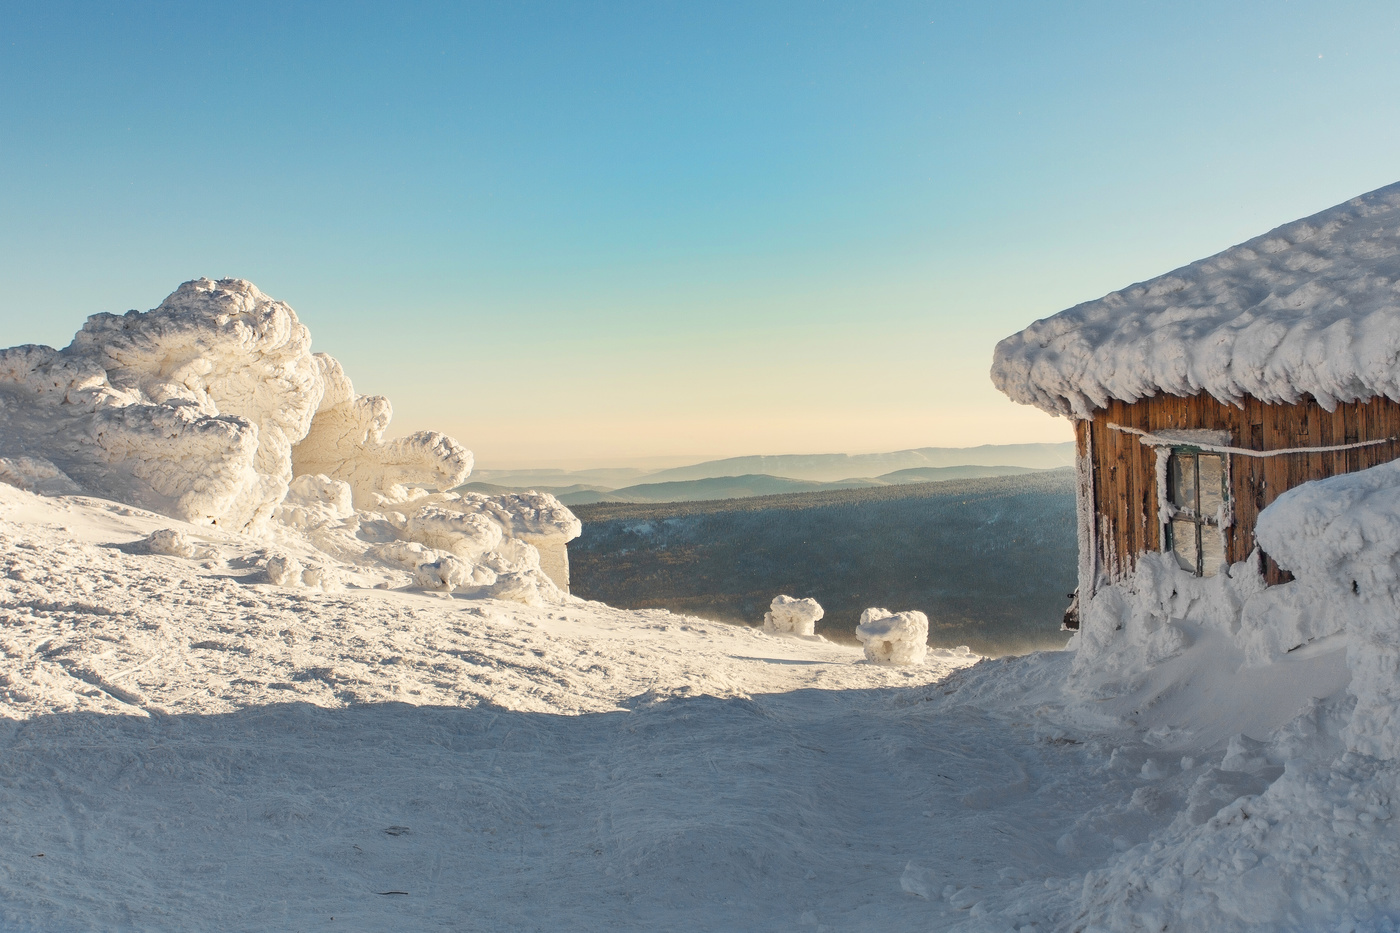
xmin=0 ymin=482 xmax=1383 ymax=931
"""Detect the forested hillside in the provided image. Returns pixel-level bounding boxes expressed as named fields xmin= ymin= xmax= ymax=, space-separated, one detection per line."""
xmin=569 ymin=470 xmax=1077 ymax=655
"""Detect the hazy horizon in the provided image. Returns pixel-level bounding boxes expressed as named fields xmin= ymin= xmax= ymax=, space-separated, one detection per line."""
xmin=5 ymin=3 xmax=1398 ymax=464
xmin=470 ymin=438 xmax=1076 ymax=474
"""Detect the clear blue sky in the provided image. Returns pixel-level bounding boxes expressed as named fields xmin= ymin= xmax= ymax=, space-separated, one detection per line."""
xmin=3 ymin=2 xmax=1400 ymax=467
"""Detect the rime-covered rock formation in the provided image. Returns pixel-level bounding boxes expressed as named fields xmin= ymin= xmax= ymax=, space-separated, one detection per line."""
xmin=0 ymin=278 xmax=581 ymax=602
xmin=762 ymin=595 xmax=824 ymax=637
xmin=856 ymin=608 xmax=929 ymax=665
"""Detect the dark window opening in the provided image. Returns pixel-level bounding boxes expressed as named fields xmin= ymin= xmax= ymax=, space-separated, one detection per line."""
xmin=1165 ymin=449 xmax=1227 ymax=577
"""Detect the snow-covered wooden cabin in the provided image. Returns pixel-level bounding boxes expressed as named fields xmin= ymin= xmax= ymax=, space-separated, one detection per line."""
xmin=992 ymin=182 xmax=1400 ymax=614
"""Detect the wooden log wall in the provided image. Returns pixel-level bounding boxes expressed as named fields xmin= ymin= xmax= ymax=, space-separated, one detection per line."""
xmin=1086 ymin=394 xmax=1400 ymax=586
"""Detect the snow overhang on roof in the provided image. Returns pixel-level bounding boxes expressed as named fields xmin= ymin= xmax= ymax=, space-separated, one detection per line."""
xmin=990 ymin=181 xmax=1400 ymax=419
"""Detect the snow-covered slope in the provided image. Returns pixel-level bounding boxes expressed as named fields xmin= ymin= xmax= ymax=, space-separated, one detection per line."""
xmin=992 ymin=181 xmax=1400 ymax=418
xmin=4 ymin=448 xmax=1400 ymax=930
xmin=6 ymin=280 xmax=1400 ymax=930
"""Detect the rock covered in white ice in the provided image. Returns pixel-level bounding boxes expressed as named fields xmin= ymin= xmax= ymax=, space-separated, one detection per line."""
xmin=0 ymin=278 xmax=582 ymax=605
xmin=855 ymin=608 xmax=928 ymax=665
xmin=138 ymin=528 xmax=203 ymax=559
xmin=762 ymin=595 xmax=824 ymax=636
xmin=0 ymin=455 xmax=83 ymax=496
xmin=992 ymin=181 xmax=1400 ymax=418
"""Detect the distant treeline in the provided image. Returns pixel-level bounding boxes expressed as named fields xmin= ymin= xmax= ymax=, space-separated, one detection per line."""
xmin=568 ymin=470 xmax=1077 ymax=656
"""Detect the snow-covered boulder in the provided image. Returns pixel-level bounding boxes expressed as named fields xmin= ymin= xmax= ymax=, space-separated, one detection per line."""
xmin=405 ymin=507 xmax=504 ymax=560
xmin=264 ymin=553 xmax=304 ymax=587
xmin=414 ymin=555 xmax=495 ymax=591
xmin=0 ymin=279 xmax=313 ymax=528
xmin=855 ymin=608 xmax=928 ymax=665
xmin=0 ymin=455 xmax=82 ymax=496
xmin=274 ymin=473 xmax=356 ymax=530
xmin=0 ymin=278 xmax=582 ymax=607
xmin=138 ymin=528 xmax=202 ymax=559
xmin=445 ymin=491 xmax=581 ymax=590
xmin=763 ymin=595 xmax=824 ymax=636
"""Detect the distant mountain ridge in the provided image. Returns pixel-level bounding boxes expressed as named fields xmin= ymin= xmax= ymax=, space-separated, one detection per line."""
xmin=636 ymin=443 xmax=1073 ymax=484
xmin=461 ymin=464 xmax=1053 ymax=505
xmin=469 ymin=443 xmax=1074 ymax=503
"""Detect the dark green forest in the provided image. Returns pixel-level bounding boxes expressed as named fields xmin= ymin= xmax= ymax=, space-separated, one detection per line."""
xmin=568 ymin=470 xmax=1077 ymax=656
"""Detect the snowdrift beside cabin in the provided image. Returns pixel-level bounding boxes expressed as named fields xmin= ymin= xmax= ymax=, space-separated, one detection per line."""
xmin=1043 ymin=459 xmax=1400 ymax=931
xmin=991 ymin=181 xmax=1400 ymax=419
xmin=0 ymin=278 xmax=580 ymax=603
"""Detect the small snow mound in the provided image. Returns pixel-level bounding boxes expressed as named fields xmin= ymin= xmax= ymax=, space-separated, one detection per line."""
xmin=855 ymin=608 xmax=928 ymax=665
xmin=484 ymin=571 xmax=546 ymax=607
xmin=264 ymin=554 xmax=304 ymax=587
xmin=0 ymin=456 xmax=83 ymax=496
xmin=275 ymin=473 xmax=355 ymax=529
xmin=414 ymin=555 xmax=495 ymax=592
xmin=763 ymin=595 xmax=824 ymax=636
xmin=139 ymin=528 xmax=200 ymax=559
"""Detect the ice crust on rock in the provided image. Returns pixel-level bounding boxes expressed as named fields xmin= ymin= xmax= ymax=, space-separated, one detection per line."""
xmin=763 ymin=595 xmax=824 ymax=636
xmin=138 ymin=528 xmax=203 ymax=559
xmin=991 ymin=181 xmax=1400 ymax=419
xmin=0 ymin=278 xmax=581 ymax=604
xmin=855 ymin=608 xmax=928 ymax=665
xmin=0 ymin=456 xmax=83 ymax=496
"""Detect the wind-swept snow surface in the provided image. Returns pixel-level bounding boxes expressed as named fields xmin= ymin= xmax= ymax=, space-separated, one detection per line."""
xmin=6 ymin=281 xmax=1400 ymax=929
xmin=6 ymin=465 xmax=1397 ymax=931
xmin=992 ymin=181 xmax=1400 ymax=419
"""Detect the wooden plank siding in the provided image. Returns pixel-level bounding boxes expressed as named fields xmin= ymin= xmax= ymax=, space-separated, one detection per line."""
xmin=1086 ymin=394 xmax=1400 ymax=587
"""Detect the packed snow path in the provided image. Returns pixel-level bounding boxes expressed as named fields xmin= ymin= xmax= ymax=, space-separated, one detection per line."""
xmin=2 ymin=484 xmax=1385 ymax=931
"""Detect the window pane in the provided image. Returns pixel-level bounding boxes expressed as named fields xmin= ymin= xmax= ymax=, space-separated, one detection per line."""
xmin=1171 ymin=453 xmax=1197 ymax=513
xmin=1199 ymin=523 xmax=1225 ymax=577
xmin=1198 ymin=454 xmax=1223 ymax=522
xmin=1170 ymin=518 xmax=1198 ymax=573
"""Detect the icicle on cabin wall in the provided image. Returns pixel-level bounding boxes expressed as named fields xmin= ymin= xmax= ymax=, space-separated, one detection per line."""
xmin=1078 ymin=393 xmax=1400 ymax=589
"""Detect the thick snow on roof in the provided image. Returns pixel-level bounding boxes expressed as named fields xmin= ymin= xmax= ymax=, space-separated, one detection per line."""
xmin=992 ymin=181 xmax=1400 ymax=418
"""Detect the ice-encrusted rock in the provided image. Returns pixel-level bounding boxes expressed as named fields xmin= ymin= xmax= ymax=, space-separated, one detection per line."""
xmin=855 ymin=608 xmax=928 ymax=665
xmin=275 ymin=474 xmax=355 ymax=530
xmin=763 ymin=595 xmax=824 ymax=636
xmin=0 ymin=456 xmax=82 ymax=496
xmin=138 ymin=528 xmax=201 ymax=559
xmin=264 ymin=554 xmax=304 ymax=587
xmin=414 ymin=555 xmax=496 ymax=591
xmin=440 ymin=491 xmax=582 ymax=590
xmin=405 ymin=508 xmax=505 ymax=560
xmin=0 ymin=278 xmax=582 ymax=606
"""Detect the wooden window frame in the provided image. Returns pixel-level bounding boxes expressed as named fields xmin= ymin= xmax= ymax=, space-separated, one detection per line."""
xmin=1163 ymin=446 xmax=1229 ymax=577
